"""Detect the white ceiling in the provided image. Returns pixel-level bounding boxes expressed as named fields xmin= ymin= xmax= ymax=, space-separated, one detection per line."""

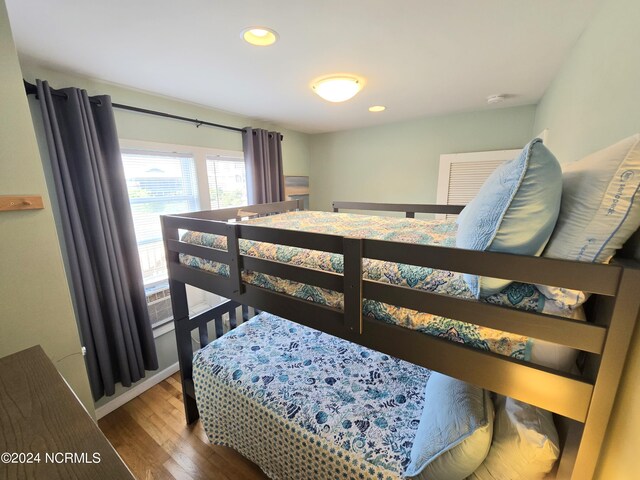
xmin=7 ymin=0 xmax=600 ymax=134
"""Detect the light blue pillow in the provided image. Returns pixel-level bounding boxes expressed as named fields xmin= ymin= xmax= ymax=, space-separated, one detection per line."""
xmin=405 ymin=373 xmax=494 ymax=480
xmin=456 ymin=139 xmax=562 ymax=297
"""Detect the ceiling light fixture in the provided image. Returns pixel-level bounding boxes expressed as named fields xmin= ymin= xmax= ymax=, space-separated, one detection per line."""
xmin=312 ymin=75 xmax=363 ymax=103
xmin=368 ymin=105 xmax=386 ymax=112
xmin=486 ymin=94 xmax=506 ymax=105
xmin=242 ymin=27 xmax=278 ymax=46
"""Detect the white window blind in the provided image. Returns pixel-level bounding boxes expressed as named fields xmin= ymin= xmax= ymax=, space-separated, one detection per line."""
xmin=122 ymin=150 xmax=199 ymax=285
xmin=206 ymin=156 xmax=248 ymax=209
xmin=437 ymin=149 xmax=522 ymax=218
xmin=445 ymin=160 xmax=506 ymax=205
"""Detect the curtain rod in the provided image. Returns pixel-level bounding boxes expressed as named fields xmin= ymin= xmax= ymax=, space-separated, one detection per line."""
xmin=23 ymin=80 xmax=283 ymax=138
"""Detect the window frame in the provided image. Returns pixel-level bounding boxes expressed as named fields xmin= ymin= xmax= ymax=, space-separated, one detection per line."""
xmin=120 ymin=138 xmax=244 ymax=214
xmin=119 ymin=139 xmax=246 ymax=330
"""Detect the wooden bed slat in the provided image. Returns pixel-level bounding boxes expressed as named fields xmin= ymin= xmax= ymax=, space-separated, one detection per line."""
xmin=167 ymin=239 xmax=230 ymax=264
xmin=162 ymin=214 xmax=230 ymax=235
xmin=198 ymin=324 xmax=209 ymax=348
xmin=168 ymin=263 xmax=235 ymax=298
xmin=333 ymin=201 xmax=465 ymax=215
xmin=359 ymin=318 xmax=594 ymax=422
xmin=242 ymin=255 xmax=344 ymax=292
xmin=238 ymin=224 xmax=344 ymax=253
xmin=363 ymin=239 xmax=621 ymax=295
xmin=214 ymin=314 xmax=224 ymax=338
xmin=242 ymin=284 xmax=346 ymax=336
xmin=191 ymin=301 xmax=239 ymax=325
xmin=181 ymin=200 xmax=303 ymax=221
xmin=363 ymin=280 xmax=607 ymax=354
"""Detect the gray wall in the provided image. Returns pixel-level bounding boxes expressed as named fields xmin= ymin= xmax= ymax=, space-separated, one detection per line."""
xmin=0 ymin=0 xmax=93 ymax=411
xmin=532 ymin=0 xmax=640 ymax=477
xmin=309 ymin=105 xmax=536 ymax=211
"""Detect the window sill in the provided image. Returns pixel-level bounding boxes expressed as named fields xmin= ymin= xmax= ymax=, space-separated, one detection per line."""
xmin=152 ymin=320 xmax=175 ymax=339
xmin=151 ymin=301 xmax=216 ymax=339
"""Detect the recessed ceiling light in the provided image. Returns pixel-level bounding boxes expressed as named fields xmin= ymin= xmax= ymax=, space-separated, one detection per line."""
xmin=242 ymin=27 xmax=278 ymax=46
xmin=312 ymin=75 xmax=364 ymax=103
xmin=369 ymin=105 xmax=386 ymax=112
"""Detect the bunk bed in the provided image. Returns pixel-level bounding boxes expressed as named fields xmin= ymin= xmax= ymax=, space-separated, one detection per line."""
xmin=161 ymin=199 xmax=640 ymax=480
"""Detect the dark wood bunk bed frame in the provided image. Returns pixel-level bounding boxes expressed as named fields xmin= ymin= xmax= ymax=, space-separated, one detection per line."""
xmin=161 ymin=200 xmax=640 ymax=480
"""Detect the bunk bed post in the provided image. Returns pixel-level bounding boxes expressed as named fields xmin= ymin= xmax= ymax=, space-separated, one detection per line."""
xmin=226 ymin=223 xmax=243 ymax=296
xmin=343 ymin=237 xmax=363 ymax=334
xmin=568 ymin=266 xmax=640 ymax=479
xmin=161 ymin=215 xmax=199 ymax=424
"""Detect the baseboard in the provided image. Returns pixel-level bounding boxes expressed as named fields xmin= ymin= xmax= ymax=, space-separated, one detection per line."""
xmin=95 ymin=361 xmax=180 ymax=420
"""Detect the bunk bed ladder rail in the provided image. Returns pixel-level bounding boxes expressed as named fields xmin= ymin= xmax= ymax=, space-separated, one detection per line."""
xmin=162 ymin=215 xmax=239 ymax=423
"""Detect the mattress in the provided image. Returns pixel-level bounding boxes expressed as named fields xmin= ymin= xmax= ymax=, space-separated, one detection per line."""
xmin=181 ymin=211 xmax=580 ymax=369
xmin=193 ymin=312 xmax=430 ymax=480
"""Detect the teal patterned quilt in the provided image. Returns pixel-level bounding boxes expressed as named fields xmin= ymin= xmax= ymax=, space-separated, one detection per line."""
xmin=181 ymin=210 xmax=550 ymax=360
xmin=194 ymin=312 xmax=430 ymax=480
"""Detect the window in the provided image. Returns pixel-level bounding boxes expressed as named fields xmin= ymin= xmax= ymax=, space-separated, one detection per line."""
xmin=120 ymin=140 xmax=247 ymax=327
xmin=122 ymin=150 xmax=199 ymax=285
xmin=207 ymin=156 xmax=248 ymax=209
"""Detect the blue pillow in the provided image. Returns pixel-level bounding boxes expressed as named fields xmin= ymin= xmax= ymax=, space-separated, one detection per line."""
xmin=456 ymin=139 xmax=562 ymax=297
xmin=405 ymin=373 xmax=494 ymax=480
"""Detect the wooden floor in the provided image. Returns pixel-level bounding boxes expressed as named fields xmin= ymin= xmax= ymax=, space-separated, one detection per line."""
xmin=98 ymin=373 xmax=268 ymax=480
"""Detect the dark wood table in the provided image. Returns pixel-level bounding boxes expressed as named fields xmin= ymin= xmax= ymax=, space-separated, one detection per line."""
xmin=0 ymin=346 xmax=135 ymax=479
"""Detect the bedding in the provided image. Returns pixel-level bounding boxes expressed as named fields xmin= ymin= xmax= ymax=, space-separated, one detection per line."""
xmin=469 ymin=396 xmax=559 ymax=480
xmin=537 ymin=133 xmax=640 ymax=309
xmin=193 ymin=312 xmax=432 ymax=480
xmin=406 ymin=373 xmax=494 ymax=480
xmin=181 ymin=210 xmax=578 ymax=369
xmin=455 ymin=138 xmax=562 ymax=298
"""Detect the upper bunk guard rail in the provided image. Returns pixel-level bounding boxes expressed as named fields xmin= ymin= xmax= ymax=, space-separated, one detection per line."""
xmin=176 ymin=199 xmax=304 ymax=222
xmin=161 ymin=201 xmax=640 ymax=480
xmin=333 ymin=200 xmax=466 ymax=217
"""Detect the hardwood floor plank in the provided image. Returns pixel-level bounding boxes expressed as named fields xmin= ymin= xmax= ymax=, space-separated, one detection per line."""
xmin=100 ymin=375 xmax=268 ymax=480
xmin=138 ymin=390 xmax=255 ymax=480
xmin=163 ymin=457 xmax=195 ymax=480
xmin=99 ymin=409 xmax=173 ymax=480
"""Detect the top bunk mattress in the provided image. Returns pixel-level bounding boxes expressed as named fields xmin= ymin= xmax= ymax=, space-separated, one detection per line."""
xmin=180 ymin=210 xmax=580 ymax=368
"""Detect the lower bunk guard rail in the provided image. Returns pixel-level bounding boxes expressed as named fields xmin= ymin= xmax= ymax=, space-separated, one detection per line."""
xmin=161 ymin=201 xmax=640 ymax=480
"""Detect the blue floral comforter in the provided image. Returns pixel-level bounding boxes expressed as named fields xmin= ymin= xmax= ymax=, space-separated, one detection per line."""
xmin=181 ymin=210 xmax=553 ymax=360
xmin=194 ymin=312 xmax=430 ymax=480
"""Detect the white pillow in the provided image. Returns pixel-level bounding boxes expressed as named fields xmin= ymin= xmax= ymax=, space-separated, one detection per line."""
xmin=530 ymin=303 xmax=585 ymax=373
xmin=469 ymin=396 xmax=560 ymax=480
xmin=537 ymin=134 xmax=640 ymax=308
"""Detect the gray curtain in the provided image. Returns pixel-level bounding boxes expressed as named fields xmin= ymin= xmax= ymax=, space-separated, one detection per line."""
xmin=36 ymin=80 xmax=158 ymax=400
xmin=243 ymin=127 xmax=285 ymax=203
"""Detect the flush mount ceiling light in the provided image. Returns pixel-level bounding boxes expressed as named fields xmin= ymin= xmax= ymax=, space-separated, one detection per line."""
xmin=487 ymin=94 xmax=507 ymax=105
xmin=312 ymin=75 xmax=363 ymax=103
xmin=242 ymin=27 xmax=278 ymax=46
xmin=368 ymin=105 xmax=386 ymax=112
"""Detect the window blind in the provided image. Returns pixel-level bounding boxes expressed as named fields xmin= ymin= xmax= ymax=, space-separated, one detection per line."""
xmin=122 ymin=150 xmax=199 ymax=284
xmin=206 ymin=156 xmax=248 ymax=209
xmin=446 ymin=159 xmax=506 ymax=205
